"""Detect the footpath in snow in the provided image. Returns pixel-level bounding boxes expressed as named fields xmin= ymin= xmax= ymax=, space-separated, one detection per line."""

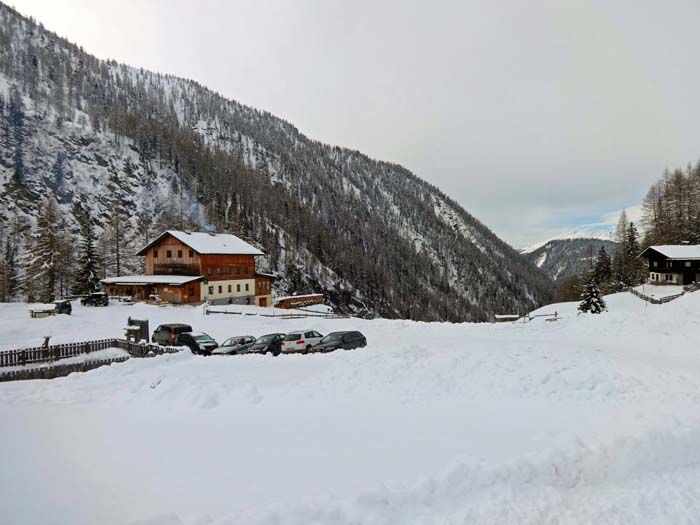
xmin=1 ymin=293 xmax=700 ymax=524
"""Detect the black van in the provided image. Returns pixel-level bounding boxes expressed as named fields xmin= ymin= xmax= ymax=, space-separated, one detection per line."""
xmin=52 ymin=300 xmax=72 ymax=315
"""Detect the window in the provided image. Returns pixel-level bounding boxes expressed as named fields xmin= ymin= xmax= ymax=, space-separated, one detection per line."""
xmin=653 ymin=261 xmax=658 ymax=268
xmin=218 ymin=285 xmax=222 ymax=293
xmin=216 ymin=267 xmax=221 ymax=274
xmin=236 ymin=266 xmax=241 ymax=274
xmin=246 ymin=267 xmax=251 ymax=274
xmin=177 ymin=250 xmax=182 ymax=258
xmin=226 ymin=266 xmax=232 ymax=274
xmin=166 ymin=250 xmax=172 ymax=258
xmin=154 ymin=250 xmax=159 ymax=258
xmin=686 ymin=261 xmax=692 ymax=267
xmin=245 ymin=284 xmax=249 ymax=292
xmin=666 ymin=274 xmax=673 ymax=281
xmin=237 ymin=284 xmax=241 ymax=292
xmin=666 ymin=261 xmax=672 ymax=268
xmin=207 ymin=267 xmax=212 ymax=275
xmin=189 ymin=250 xmax=194 ymax=258
xmin=228 ymin=285 xmax=232 ymax=292
xmin=208 ymin=286 xmax=214 ymax=294
xmin=189 ymin=288 xmax=195 ymax=296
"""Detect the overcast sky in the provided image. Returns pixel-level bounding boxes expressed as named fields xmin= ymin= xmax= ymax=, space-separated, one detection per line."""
xmin=12 ymin=0 xmax=700 ymax=247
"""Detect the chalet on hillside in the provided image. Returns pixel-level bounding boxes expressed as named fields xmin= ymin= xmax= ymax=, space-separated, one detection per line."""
xmin=102 ymin=231 xmax=274 ymax=306
xmin=639 ymin=245 xmax=700 ymax=285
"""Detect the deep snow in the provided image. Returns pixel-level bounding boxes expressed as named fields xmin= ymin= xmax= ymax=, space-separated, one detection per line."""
xmin=2 ymin=293 xmax=700 ymax=524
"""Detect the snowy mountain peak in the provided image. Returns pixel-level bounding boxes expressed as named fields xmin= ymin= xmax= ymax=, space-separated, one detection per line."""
xmin=520 ymin=227 xmax=615 ymax=254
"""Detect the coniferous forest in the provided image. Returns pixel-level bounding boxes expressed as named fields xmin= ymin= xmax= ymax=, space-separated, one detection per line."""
xmin=0 ymin=4 xmax=554 ymax=320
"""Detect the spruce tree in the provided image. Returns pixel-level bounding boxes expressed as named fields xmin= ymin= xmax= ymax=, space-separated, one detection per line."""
xmin=74 ymin=210 xmax=100 ymax=294
xmin=578 ymin=273 xmax=607 ymax=314
xmin=592 ymin=246 xmax=612 ymax=290
xmin=625 ymin=222 xmax=644 ymax=286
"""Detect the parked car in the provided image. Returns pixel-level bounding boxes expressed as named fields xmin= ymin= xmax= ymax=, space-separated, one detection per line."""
xmin=81 ymin=292 xmax=109 ymax=307
xmin=175 ymin=332 xmax=219 ymax=355
xmin=52 ymin=299 xmax=72 ymax=315
xmin=152 ymin=323 xmax=193 ymax=346
xmin=280 ymin=329 xmax=324 ymax=353
xmin=213 ymin=335 xmax=257 ymax=355
xmin=313 ymin=331 xmax=367 ymax=352
xmin=248 ymin=333 xmax=285 ymax=356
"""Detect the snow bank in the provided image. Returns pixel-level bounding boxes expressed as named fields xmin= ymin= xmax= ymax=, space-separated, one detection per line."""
xmin=2 ymin=292 xmax=700 ymax=523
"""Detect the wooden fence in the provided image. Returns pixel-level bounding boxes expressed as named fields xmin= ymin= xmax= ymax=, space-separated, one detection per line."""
xmin=0 ymin=339 xmax=183 ymax=382
xmin=629 ymin=288 xmax=684 ymax=304
xmin=0 ymin=338 xmax=118 ymax=367
xmin=204 ymin=306 xmax=349 ymax=320
xmin=0 ymin=357 xmax=130 ymax=382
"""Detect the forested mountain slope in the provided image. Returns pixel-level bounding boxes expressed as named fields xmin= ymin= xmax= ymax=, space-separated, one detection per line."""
xmin=0 ymin=3 xmax=552 ymax=321
xmin=523 ymin=238 xmax=618 ymax=284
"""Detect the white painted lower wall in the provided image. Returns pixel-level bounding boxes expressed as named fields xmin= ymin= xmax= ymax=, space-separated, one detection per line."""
xmin=201 ymin=279 xmax=256 ymax=302
xmin=649 ymin=272 xmax=681 ymax=284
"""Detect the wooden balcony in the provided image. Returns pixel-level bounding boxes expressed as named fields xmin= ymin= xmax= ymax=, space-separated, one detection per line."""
xmin=153 ymin=264 xmax=201 ymax=276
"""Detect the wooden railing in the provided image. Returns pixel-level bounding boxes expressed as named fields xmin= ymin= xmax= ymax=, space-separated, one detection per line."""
xmin=0 ymin=338 xmax=183 ymax=384
xmin=0 ymin=357 xmax=130 ymax=382
xmin=0 ymin=338 xmax=118 ymax=367
xmin=204 ymin=305 xmax=349 ymax=320
xmin=629 ymin=288 xmax=684 ymax=304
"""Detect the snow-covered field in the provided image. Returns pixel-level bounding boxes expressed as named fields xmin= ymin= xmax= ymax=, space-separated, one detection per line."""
xmin=632 ymin=283 xmax=685 ymax=300
xmin=2 ymin=293 xmax=700 ymax=524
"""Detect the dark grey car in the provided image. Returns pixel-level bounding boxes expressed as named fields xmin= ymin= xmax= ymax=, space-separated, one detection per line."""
xmin=175 ymin=332 xmax=218 ymax=355
xmin=313 ymin=331 xmax=367 ymax=352
xmin=248 ymin=333 xmax=285 ymax=356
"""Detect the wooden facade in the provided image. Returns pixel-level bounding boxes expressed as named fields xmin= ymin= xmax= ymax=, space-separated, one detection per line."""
xmin=145 ymin=237 xmax=200 ymax=275
xmin=200 ymin=254 xmax=256 ymax=281
xmin=641 ymin=247 xmax=700 ymax=285
xmin=104 ymin=231 xmax=273 ymax=305
xmin=105 ymin=280 xmax=202 ymax=304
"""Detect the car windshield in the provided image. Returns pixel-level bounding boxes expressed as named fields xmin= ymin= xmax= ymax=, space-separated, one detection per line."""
xmin=223 ymin=338 xmax=242 ymax=346
xmin=321 ymin=333 xmax=344 ymax=343
xmin=285 ymin=334 xmax=301 ymax=341
xmin=193 ymin=335 xmax=213 ymax=342
xmin=257 ymin=335 xmax=276 ymax=344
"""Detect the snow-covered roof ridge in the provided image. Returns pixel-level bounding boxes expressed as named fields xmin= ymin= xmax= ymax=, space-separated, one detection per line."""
xmin=136 ymin=230 xmax=264 ymax=256
xmin=641 ymin=245 xmax=700 ymax=260
xmin=101 ymin=275 xmax=203 ymax=285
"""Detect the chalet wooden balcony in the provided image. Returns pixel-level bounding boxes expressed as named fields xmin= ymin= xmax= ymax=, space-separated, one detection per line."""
xmin=153 ymin=264 xmax=201 ymax=276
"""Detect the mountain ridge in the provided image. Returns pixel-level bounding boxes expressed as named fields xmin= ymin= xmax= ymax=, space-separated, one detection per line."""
xmin=0 ymin=2 xmax=553 ymax=320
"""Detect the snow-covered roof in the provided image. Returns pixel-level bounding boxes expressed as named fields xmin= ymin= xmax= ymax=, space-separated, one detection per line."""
xmin=136 ymin=231 xmax=263 ymax=256
xmin=640 ymin=245 xmax=700 ymax=260
xmin=275 ymin=293 xmax=324 ymax=301
xmin=101 ymin=275 xmax=203 ymax=285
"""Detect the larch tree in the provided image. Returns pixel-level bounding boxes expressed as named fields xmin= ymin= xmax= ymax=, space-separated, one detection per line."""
xmin=23 ymin=195 xmax=61 ymax=302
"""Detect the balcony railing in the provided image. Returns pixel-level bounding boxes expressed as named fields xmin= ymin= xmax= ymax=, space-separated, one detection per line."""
xmin=153 ymin=264 xmax=201 ymax=276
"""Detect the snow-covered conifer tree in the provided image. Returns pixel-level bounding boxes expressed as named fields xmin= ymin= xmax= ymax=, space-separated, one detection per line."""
xmin=73 ymin=208 xmax=101 ymax=294
xmin=578 ymin=274 xmax=607 ymax=314
xmin=23 ymin=195 xmax=60 ymax=302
